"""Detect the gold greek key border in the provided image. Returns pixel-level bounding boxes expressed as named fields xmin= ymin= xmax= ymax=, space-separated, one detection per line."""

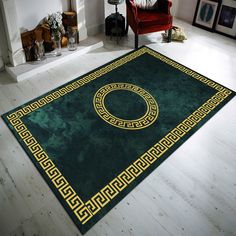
xmin=93 ymin=82 xmax=159 ymax=130
xmin=5 ymin=47 xmax=233 ymax=225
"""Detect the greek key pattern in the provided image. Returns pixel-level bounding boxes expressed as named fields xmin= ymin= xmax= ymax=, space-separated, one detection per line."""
xmin=145 ymin=47 xmax=226 ymax=92
xmin=5 ymin=47 xmax=233 ymax=226
xmin=84 ymin=88 xmax=232 ymax=216
xmin=6 ymin=48 xmax=147 ymax=121
xmin=93 ymin=83 xmax=159 ymax=130
xmin=6 ymin=114 xmax=94 ymax=224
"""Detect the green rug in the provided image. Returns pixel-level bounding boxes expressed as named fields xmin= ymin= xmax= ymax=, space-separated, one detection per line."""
xmin=2 ymin=46 xmax=235 ymax=234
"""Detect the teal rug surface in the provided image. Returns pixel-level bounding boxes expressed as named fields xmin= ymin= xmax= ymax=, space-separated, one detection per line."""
xmin=2 ymin=46 xmax=235 ymax=234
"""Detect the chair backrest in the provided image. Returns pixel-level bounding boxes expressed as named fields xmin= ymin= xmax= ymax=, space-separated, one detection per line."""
xmin=126 ymin=0 xmax=173 ymax=48
xmin=126 ymin=0 xmax=171 ymax=14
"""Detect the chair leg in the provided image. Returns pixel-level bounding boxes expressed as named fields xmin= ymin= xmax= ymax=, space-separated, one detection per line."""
xmin=135 ymin=34 xmax=138 ymax=49
xmin=125 ymin=22 xmax=129 ymax=35
xmin=167 ymin=28 xmax=172 ymax=43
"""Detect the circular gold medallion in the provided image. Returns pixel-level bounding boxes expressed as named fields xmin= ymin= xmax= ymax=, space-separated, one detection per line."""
xmin=93 ymin=83 xmax=159 ymax=130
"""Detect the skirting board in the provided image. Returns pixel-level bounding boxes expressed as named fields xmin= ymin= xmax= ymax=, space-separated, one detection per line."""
xmin=5 ymin=41 xmax=104 ymax=82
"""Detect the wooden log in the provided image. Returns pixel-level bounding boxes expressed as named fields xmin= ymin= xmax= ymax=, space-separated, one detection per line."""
xmin=62 ymin=11 xmax=77 ymax=31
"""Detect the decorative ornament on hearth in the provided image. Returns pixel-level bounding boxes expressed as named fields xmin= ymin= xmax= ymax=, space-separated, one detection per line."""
xmin=48 ymin=12 xmax=66 ymax=56
xmin=48 ymin=12 xmax=65 ymax=34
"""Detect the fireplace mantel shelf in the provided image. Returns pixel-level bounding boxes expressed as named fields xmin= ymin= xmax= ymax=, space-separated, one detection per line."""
xmin=6 ymin=38 xmax=103 ymax=82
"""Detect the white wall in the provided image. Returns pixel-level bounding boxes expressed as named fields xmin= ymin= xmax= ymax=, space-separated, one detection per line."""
xmin=15 ymin=0 xmax=69 ymax=30
xmin=14 ymin=0 xmax=104 ymax=36
xmin=175 ymin=0 xmax=198 ymax=23
xmin=171 ymin=0 xmax=179 ymax=17
xmin=85 ymin=0 xmax=105 ymax=35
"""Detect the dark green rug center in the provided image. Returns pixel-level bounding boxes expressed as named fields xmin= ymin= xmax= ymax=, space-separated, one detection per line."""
xmin=104 ymin=90 xmax=147 ymax=120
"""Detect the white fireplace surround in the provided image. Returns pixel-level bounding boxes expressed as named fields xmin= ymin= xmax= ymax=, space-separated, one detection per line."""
xmin=0 ymin=0 xmax=88 ymax=67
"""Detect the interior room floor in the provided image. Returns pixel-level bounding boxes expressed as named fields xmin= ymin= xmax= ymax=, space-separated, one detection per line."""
xmin=0 ymin=18 xmax=236 ymax=236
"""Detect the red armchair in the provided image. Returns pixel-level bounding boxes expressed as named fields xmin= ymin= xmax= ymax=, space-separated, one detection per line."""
xmin=126 ymin=0 xmax=173 ymax=48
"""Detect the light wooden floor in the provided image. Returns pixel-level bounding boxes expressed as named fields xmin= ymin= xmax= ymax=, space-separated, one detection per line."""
xmin=0 ymin=19 xmax=236 ymax=236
